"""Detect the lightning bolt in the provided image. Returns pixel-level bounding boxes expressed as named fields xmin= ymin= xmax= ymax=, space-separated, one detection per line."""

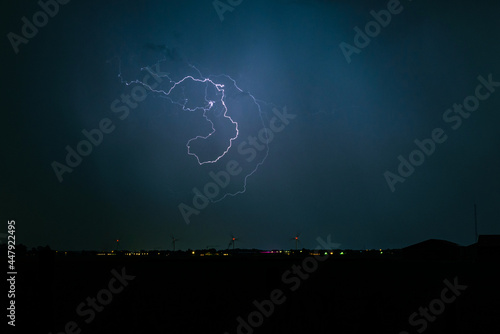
xmin=117 ymin=58 xmax=273 ymax=202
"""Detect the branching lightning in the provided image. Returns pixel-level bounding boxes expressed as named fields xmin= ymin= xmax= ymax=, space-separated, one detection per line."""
xmin=117 ymin=58 xmax=272 ymax=202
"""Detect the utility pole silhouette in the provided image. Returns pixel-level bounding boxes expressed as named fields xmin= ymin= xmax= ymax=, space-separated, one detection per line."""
xmin=291 ymin=233 xmax=300 ymax=250
xmin=228 ymin=234 xmax=238 ymax=250
xmin=474 ymin=204 xmax=478 ymax=243
xmin=171 ymin=236 xmax=179 ymax=251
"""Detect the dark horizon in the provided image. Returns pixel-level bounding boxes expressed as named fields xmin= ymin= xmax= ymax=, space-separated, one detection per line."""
xmin=9 ymin=235 xmax=498 ymax=254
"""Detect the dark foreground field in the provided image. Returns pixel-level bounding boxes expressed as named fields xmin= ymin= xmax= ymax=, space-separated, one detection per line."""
xmin=11 ymin=253 xmax=500 ymax=334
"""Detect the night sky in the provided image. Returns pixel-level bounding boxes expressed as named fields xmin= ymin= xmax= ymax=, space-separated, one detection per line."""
xmin=3 ymin=0 xmax=500 ymax=251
